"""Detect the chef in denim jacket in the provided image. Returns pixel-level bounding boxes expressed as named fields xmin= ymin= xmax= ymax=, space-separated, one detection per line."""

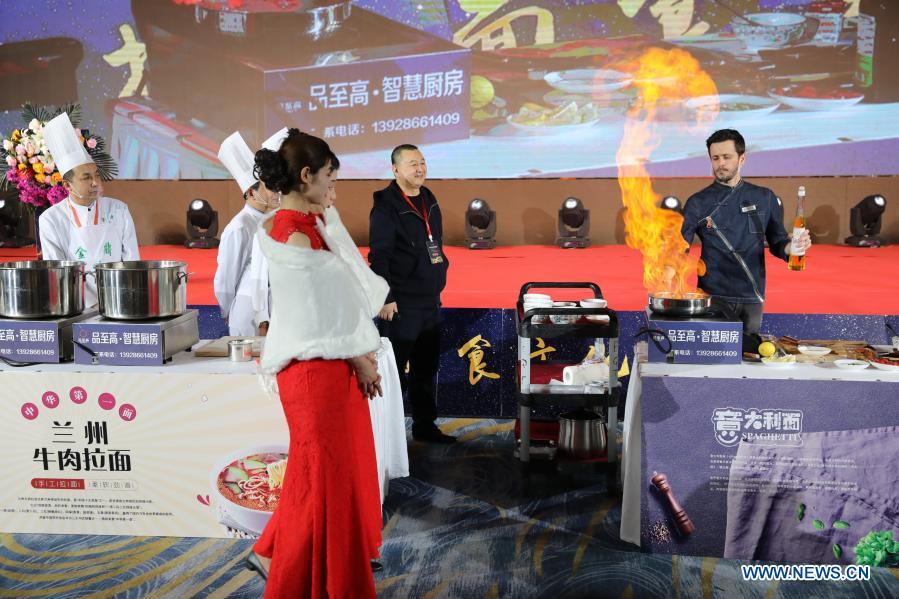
xmin=681 ymin=129 xmax=812 ymax=334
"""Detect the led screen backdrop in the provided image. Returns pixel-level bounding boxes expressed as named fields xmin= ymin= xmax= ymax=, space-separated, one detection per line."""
xmin=1 ymin=0 xmax=897 ymax=179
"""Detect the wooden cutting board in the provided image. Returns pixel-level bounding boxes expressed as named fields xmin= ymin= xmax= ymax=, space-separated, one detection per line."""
xmin=194 ymin=336 xmax=263 ymax=358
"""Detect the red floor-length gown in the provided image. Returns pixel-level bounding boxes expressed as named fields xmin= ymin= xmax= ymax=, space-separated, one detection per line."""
xmin=254 ymin=209 xmax=381 ymax=599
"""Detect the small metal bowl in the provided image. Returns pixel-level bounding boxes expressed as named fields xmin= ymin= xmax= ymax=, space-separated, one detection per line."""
xmin=228 ymin=339 xmax=254 ymax=362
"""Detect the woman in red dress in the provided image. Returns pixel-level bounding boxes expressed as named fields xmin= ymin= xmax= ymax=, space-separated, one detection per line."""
xmin=246 ymin=129 xmax=387 ymax=599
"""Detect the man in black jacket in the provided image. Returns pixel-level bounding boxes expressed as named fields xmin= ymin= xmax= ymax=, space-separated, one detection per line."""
xmin=369 ymin=144 xmax=454 ymax=443
xmin=681 ymin=129 xmax=811 ymax=334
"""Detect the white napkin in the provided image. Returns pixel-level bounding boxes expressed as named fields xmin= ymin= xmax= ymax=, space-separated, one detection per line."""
xmin=562 ymin=360 xmax=610 ymax=385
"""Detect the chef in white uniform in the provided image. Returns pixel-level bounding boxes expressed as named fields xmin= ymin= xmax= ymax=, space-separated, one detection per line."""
xmin=39 ymin=112 xmax=139 ymax=308
xmin=244 ymin=128 xmax=289 ymax=336
xmin=213 ymin=131 xmax=280 ymax=336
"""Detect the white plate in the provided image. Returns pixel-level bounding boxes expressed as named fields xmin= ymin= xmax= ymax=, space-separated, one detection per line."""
xmin=768 ymin=91 xmax=864 ymax=112
xmin=833 ymin=359 xmax=870 ymax=371
xmin=686 ymin=94 xmax=781 ymax=118
xmin=552 ymin=301 xmax=578 ymax=308
xmin=761 ymin=357 xmax=797 ymax=368
xmin=544 ymin=69 xmax=633 ymax=94
xmin=542 ymin=90 xmax=593 ymax=107
xmin=798 ymin=345 xmax=832 ymax=357
xmin=586 ymin=315 xmax=611 ymax=323
xmin=524 ymin=305 xmax=552 ymax=315
xmin=869 ymin=360 xmax=899 ymax=373
xmin=580 ymin=298 xmax=608 ymax=309
xmin=544 ymin=90 xmax=635 ymax=117
xmin=506 ymin=114 xmax=599 ymax=134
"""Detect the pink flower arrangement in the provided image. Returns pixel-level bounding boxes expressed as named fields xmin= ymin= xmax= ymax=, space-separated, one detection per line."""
xmin=1 ymin=121 xmax=70 ymax=208
xmin=0 ymin=104 xmax=116 ymax=209
xmin=5 ymin=167 xmax=69 ymax=206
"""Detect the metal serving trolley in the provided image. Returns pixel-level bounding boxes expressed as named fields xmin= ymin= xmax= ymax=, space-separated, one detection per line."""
xmin=516 ymin=282 xmax=620 ymax=490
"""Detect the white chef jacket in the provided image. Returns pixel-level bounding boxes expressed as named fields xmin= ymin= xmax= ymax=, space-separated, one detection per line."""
xmin=38 ymin=196 xmax=140 ymax=308
xmin=214 ymin=203 xmax=267 ymax=336
xmin=247 ymin=235 xmax=271 ymax=328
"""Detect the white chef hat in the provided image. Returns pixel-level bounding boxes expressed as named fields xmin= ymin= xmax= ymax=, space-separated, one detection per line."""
xmin=43 ymin=112 xmax=93 ymax=177
xmin=262 ymin=127 xmax=289 ymax=152
xmin=218 ymin=131 xmax=257 ymax=194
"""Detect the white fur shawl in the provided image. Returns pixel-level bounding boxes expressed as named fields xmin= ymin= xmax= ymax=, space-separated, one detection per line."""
xmin=256 ymin=206 xmax=389 ymax=373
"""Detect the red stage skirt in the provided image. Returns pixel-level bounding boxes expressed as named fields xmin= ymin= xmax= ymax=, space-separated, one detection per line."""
xmin=255 ymin=358 xmax=381 ymax=599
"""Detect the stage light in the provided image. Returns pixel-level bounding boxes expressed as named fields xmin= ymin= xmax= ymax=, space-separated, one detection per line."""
xmin=660 ymin=196 xmax=682 ymax=213
xmin=556 ymin=196 xmax=590 ymax=249
xmin=0 ymin=190 xmax=32 ymax=248
xmin=464 ymin=198 xmax=496 ymax=249
xmin=185 ymin=198 xmax=220 ymax=249
xmin=845 ymin=194 xmax=887 ymax=248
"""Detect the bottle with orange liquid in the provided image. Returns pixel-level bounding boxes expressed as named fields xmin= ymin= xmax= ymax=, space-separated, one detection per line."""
xmin=788 ymin=186 xmax=806 ymax=271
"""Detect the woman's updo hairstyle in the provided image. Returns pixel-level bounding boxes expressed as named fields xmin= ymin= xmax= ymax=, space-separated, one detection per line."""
xmin=254 ymin=128 xmax=340 ymax=195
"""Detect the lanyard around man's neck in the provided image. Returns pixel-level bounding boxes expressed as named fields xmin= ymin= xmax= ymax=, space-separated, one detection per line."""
xmin=398 ymin=188 xmax=433 ymax=241
xmin=68 ymin=198 xmax=99 ymax=228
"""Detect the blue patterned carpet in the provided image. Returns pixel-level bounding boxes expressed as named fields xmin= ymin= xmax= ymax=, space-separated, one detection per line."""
xmin=2 ymin=418 xmax=897 ymax=598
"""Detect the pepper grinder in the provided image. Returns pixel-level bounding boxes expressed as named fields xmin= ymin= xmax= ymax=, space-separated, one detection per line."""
xmin=651 ymin=471 xmax=694 ymax=537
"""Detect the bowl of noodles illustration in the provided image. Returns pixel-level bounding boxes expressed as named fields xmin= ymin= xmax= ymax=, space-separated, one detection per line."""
xmin=210 ymin=444 xmax=288 ymax=534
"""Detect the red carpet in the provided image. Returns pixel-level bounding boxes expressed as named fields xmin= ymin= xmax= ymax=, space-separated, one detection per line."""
xmin=3 ymin=245 xmax=898 ymax=314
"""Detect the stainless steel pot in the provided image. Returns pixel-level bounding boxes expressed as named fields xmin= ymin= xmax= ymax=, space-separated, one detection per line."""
xmin=648 ymin=291 xmax=711 ymax=317
xmin=305 ymin=1 xmax=352 ymax=40
xmin=558 ymin=409 xmax=607 ymax=459
xmin=94 ymin=261 xmax=190 ymax=320
xmin=0 ymin=260 xmax=85 ymax=318
xmin=228 ymin=339 xmax=254 ymax=362
xmin=189 ymin=0 xmax=352 ymax=41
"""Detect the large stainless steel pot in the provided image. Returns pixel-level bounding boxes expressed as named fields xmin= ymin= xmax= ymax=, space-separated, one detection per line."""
xmin=305 ymin=1 xmax=353 ymax=40
xmin=558 ymin=410 xmax=607 ymax=459
xmin=648 ymin=291 xmax=711 ymax=317
xmin=0 ymin=260 xmax=85 ymax=318
xmin=185 ymin=0 xmax=352 ymax=41
xmin=94 ymin=261 xmax=189 ymax=320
